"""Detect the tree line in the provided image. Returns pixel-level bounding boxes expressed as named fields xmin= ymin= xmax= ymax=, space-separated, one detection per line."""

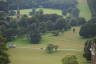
xmin=0 ymin=0 xmax=10 ymax=64
xmin=8 ymin=0 xmax=77 ymax=11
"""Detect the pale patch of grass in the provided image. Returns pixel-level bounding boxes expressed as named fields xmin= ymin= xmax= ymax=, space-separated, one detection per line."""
xmin=8 ymin=48 xmax=89 ymax=64
xmin=77 ymin=0 xmax=91 ymax=20
xmin=20 ymin=8 xmax=62 ymax=15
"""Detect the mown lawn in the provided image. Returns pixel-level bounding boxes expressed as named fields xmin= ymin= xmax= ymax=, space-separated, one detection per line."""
xmin=8 ymin=27 xmax=90 ymax=64
xmin=9 ymin=48 xmax=89 ymax=64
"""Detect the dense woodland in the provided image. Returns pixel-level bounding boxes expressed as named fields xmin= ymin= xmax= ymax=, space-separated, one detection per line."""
xmin=8 ymin=0 xmax=77 ymax=10
xmin=0 ymin=0 xmax=10 ymax=64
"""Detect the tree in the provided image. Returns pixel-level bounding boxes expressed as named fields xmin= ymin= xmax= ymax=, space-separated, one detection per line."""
xmin=83 ymin=40 xmax=91 ymax=61
xmin=9 ymin=10 xmax=16 ymax=16
xmin=46 ymin=44 xmax=58 ymax=53
xmin=54 ymin=18 xmax=66 ymax=30
xmin=73 ymin=28 xmax=76 ymax=33
xmin=70 ymin=7 xmax=80 ymax=18
xmin=37 ymin=9 xmax=44 ymax=15
xmin=0 ymin=0 xmax=8 ymax=11
xmin=62 ymin=9 xmax=68 ymax=16
xmin=62 ymin=55 xmax=79 ymax=64
xmin=83 ymin=39 xmax=96 ymax=61
xmin=78 ymin=17 xmax=86 ymax=25
xmin=29 ymin=8 xmax=36 ymax=16
xmin=69 ymin=17 xmax=86 ymax=26
xmin=0 ymin=36 xmax=10 ymax=64
xmin=30 ymin=33 xmax=41 ymax=44
xmin=29 ymin=23 xmax=42 ymax=44
xmin=52 ymin=31 xmax=60 ymax=36
xmin=79 ymin=23 xmax=96 ymax=38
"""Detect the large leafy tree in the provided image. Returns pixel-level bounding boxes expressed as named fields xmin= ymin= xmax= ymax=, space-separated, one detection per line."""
xmin=83 ymin=40 xmax=91 ymax=61
xmin=79 ymin=23 xmax=96 ymax=38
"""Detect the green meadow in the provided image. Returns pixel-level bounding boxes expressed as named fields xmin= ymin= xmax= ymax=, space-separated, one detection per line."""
xmin=8 ymin=0 xmax=92 ymax=64
xmin=9 ymin=27 xmax=90 ymax=64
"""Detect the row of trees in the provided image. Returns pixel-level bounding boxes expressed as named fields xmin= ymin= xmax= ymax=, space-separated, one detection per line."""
xmin=6 ymin=7 xmax=87 ymax=44
xmin=8 ymin=0 xmax=77 ymax=10
xmin=0 ymin=0 xmax=10 ymax=64
xmin=10 ymin=14 xmax=71 ymax=44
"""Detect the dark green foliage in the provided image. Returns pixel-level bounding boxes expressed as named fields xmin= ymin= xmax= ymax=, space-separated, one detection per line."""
xmin=9 ymin=10 xmax=16 ymax=16
xmin=36 ymin=9 xmax=44 ymax=15
xmin=52 ymin=31 xmax=60 ymax=36
xmin=88 ymin=17 xmax=96 ymax=24
xmin=79 ymin=23 xmax=96 ymax=38
xmin=46 ymin=44 xmax=54 ymax=53
xmin=70 ymin=17 xmax=86 ymax=26
xmin=46 ymin=44 xmax=58 ymax=53
xmin=83 ymin=39 xmax=96 ymax=61
xmin=0 ymin=36 xmax=10 ymax=64
xmin=70 ymin=18 xmax=78 ymax=26
xmin=3 ymin=14 xmax=71 ymax=44
xmin=70 ymin=7 xmax=80 ymax=17
xmin=28 ymin=22 xmax=42 ymax=44
xmin=0 ymin=20 xmax=18 ymax=42
xmin=0 ymin=1 xmax=10 ymax=63
xmin=55 ymin=18 xmax=67 ymax=30
xmin=62 ymin=7 xmax=80 ymax=17
xmin=0 ymin=0 xmax=8 ymax=11
xmin=16 ymin=14 xmax=71 ymax=44
xmin=62 ymin=55 xmax=79 ymax=64
xmin=29 ymin=8 xmax=36 ymax=16
xmin=83 ymin=40 xmax=91 ymax=61
xmin=0 ymin=11 xmax=8 ymax=20
xmin=78 ymin=17 xmax=86 ymax=25
xmin=73 ymin=28 xmax=76 ymax=33
xmin=8 ymin=0 xmax=77 ymax=10
xmin=30 ymin=33 xmax=41 ymax=44
xmin=79 ymin=17 xmax=96 ymax=38
xmin=29 ymin=14 xmax=70 ymax=31
xmin=62 ymin=9 xmax=68 ymax=16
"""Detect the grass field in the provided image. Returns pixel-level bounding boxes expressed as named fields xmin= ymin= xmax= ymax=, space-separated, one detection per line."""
xmin=8 ymin=27 xmax=90 ymax=64
xmin=8 ymin=0 xmax=91 ymax=64
xmin=20 ymin=8 xmax=62 ymax=16
xmin=77 ymin=0 xmax=91 ymax=20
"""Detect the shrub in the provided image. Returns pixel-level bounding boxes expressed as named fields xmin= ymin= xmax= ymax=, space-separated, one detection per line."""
xmin=30 ymin=33 xmax=41 ymax=44
xmin=79 ymin=23 xmax=96 ymax=38
xmin=62 ymin=55 xmax=79 ymax=64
